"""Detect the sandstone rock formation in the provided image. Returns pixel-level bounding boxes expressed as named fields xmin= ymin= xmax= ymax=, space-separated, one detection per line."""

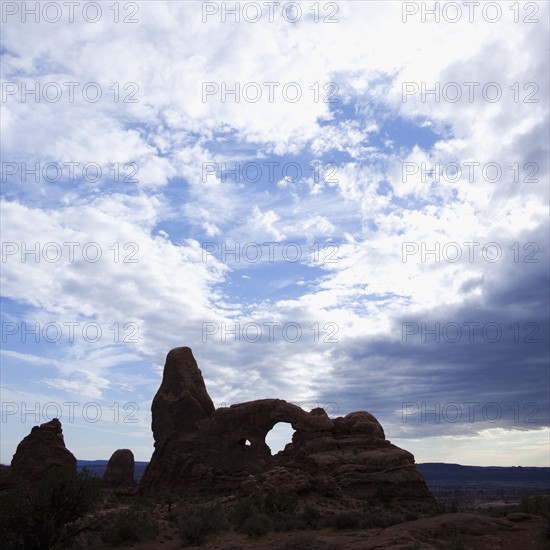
xmin=0 ymin=464 xmax=13 ymax=491
xmin=103 ymin=448 xmax=135 ymax=486
xmin=151 ymin=346 xmax=215 ymax=441
xmin=9 ymin=418 xmax=77 ymax=482
xmin=140 ymin=347 xmax=435 ymax=509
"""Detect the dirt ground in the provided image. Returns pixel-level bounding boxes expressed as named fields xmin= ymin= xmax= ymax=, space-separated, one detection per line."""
xmin=91 ymin=510 xmax=548 ymax=550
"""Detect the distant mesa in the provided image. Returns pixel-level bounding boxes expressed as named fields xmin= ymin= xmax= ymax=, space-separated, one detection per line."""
xmin=140 ymin=346 xmax=435 ymax=509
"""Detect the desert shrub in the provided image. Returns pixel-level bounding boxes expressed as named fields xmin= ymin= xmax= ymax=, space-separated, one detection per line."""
xmin=360 ymin=513 xmax=398 ymax=529
xmin=518 ymin=495 xmax=550 ymax=515
xmin=261 ymin=491 xmax=298 ymax=514
xmin=240 ymin=512 xmax=273 ymax=536
xmin=177 ymin=502 xmax=228 ymax=545
xmin=323 ymin=509 xmax=405 ymax=531
xmin=404 ymin=511 xmax=419 ymax=522
xmin=429 ymin=498 xmax=459 ymax=516
xmin=327 ymin=512 xmax=362 ymax=529
xmin=280 ymin=535 xmax=322 ymax=549
xmin=301 ymin=505 xmax=322 ymax=528
xmin=473 ymin=504 xmax=515 ymax=517
xmin=166 ymin=505 xmax=180 ymax=524
xmin=128 ymin=496 xmax=154 ymax=511
xmin=230 ymin=491 xmax=298 ymax=532
xmin=372 ymin=486 xmax=396 ymax=505
xmin=101 ymin=507 xmax=159 ymax=544
xmin=446 ymin=532 xmax=465 ymax=550
xmin=229 ymin=492 xmax=301 ymax=536
xmin=0 ymin=487 xmax=30 ymax=550
xmin=0 ymin=467 xmax=100 ymax=549
xmin=229 ymin=497 xmax=257 ymax=528
xmin=272 ymin=511 xmax=308 ymax=532
xmin=160 ymin=491 xmax=180 ymax=512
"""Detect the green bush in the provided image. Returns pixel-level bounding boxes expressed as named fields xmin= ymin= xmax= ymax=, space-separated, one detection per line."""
xmin=230 ymin=491 xmax=298 ymax=531
xmin=360 ymin=513 xmax=395 ymax=529
xmin=404 ymin=511 xmax=419 ymax=522
xmin=229 ymin=492 xmax=304 ymax=536
xmin=229 ymin=497 xmax=257 ymax=528
xmin=429 ymin=498 xmax=459 ymax=516
xmin=272 ymin=511 xmax=307 ymax=532
xmin=328 ymin=512 xmax=362 ymax=530
xmin=323 ymin=509 xmax=405 ymax=531
xmin=0 ymin=485 xmax=31 ymax=549
xmin=446 ymin=532 xmax=465 ymax=550
xmin=518 ymin=495 xmax=550 ymax=515
xmin=0 ymin=467 xmax=100 ymax=549
xmin=161 ymin=491 xmax=181 ymax=517
xmin=261 ymin=491 xmax=298 ymax=514
xmin=240 ymin=512 xmax=273 ymax=536
xmin=128 ymin=497 xmax=152 ymax=511
xmin=101 ymin=507 xmax=159 ymax=544
xmin=372 ymin=486 xmax=396 ymax=505
xmin=301 ymin=505 xmax=322 ymax=529
xmin=177 ymin=502 xmax=228 ymax=545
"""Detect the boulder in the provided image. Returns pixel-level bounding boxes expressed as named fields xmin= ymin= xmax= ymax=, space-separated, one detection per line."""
xmin=103 ymin=449 xmax=135 ymax=486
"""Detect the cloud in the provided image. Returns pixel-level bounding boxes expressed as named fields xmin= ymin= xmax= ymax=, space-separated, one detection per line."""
xmin=1 ymin=1 xmax=548 ymax=466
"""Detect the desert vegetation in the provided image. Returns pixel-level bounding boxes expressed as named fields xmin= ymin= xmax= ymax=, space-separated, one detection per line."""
xmin=0 ymin=467 xmax=100 ymax=549
xmin=1 ymin=473 xmax=549 ymax=549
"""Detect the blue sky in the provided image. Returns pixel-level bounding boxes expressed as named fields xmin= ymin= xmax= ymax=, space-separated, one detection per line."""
xmin=1 ymin=1 xmax=549 ymax=467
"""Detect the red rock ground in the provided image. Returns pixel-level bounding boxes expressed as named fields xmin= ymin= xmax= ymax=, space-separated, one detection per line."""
xmin=90 ymin=510 xmax=548 ymax=549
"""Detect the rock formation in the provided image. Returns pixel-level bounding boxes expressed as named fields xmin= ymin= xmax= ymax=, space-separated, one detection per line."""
xmin=103 ymin=448 xmax=135 ymax=486
xmin=0 ymin=464 xmax=13 ymax=491
xmin=9 ymin=418 xmax=77 ymax=482
xmin=140 ymin=347 xmax=435 ymax=509
xmin=151 ymin=346 xmax=215 ymax=441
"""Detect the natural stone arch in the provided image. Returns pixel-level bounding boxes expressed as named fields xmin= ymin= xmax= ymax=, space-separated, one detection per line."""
xmin=265 ymin=421 xmax=295 ymax=456
xmin=139 ymin=346 xmax=436 ymax=511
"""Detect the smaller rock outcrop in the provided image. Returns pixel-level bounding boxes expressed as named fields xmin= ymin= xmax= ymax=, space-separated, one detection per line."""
xmin=10 ymin=418 xmax=77 ymax=482
xmin=103 ymin=449 xmax=135 ymax=486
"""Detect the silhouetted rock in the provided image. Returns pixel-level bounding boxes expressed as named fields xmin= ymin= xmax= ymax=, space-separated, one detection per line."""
xmin=10 ymin=418 xmax=76 ymax=482
xmin=103 ymin=449 xmax=135 ymax=486
xmin=152 ymin=346 xmax=215 ymax=442
xmin=0 ymin=464 xmax=13 ymax=491
xmin=140 ymin=347 xmax=435 ymax=509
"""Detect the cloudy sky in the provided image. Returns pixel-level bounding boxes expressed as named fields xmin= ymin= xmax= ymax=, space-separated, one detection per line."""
xmin=1 ymin=1 xmax=548 ymax=467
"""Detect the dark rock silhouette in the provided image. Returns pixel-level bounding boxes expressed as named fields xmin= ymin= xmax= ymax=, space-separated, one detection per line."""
xmin=140 ymin=347 xmax=435 ymax=508
xmin=9 ymin=418 xmax=76 ymax=482
xmin=103 ymin=448 xmax=135 ymax=486
xmin=152 ymin=346 xmax=215 ymax=442
xmin=0 ymin=464 xmax=12 ymax=491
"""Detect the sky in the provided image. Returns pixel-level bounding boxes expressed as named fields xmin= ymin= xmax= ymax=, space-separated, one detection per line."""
xmin=0 ymin=0 xmax=549 ymax=468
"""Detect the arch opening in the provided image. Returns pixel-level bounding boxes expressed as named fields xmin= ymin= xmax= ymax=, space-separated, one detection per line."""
xmin=238 ymin=438 xmax=252 ymax=447
xmin=265 ymin=421 xmax=295 ymax=456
